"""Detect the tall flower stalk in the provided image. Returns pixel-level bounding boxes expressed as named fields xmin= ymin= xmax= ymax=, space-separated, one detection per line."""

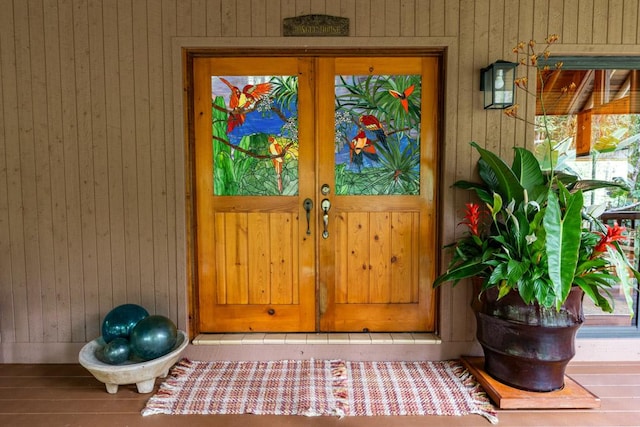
xmin=506 ymin=34 xmax=575 ymax=175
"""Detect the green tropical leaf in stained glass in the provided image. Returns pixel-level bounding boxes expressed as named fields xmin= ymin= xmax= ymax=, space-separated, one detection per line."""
xmin=334 ymin=75 xmax=422 ymax=195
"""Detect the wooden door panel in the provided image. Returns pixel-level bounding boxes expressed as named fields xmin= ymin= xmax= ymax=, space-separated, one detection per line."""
xmin=369 ymin=212 xmax=392 ymax=304
xmin=335 ymin=211 xmax=421 ymax=305
xmin=334 ymin=211 xmax=420 ymax=305
xmin=390 ymin=212 xmax=420 ymax=303
xmin=195 ymin=57 xmax=315 ymax=333
xmin=325 ymin=209 xmax=425 ymax=330
xmin=318 ymin=57 xmax=439 ymax=332
xmin=202 ymin=210 xmax=305 ymax=330
xmin=247 ymin=213 xmax=270 ymax=305
xmin=222 ymin=212 xmax=249 ymax=305
xmin=211 ymin=211 xmax=299 ymax=306
xmin=328 ymin=304 xmax=427 ymax=331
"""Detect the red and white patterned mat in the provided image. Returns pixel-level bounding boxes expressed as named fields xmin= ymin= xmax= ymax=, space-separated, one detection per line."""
xmin=142 ymin=359 xmax=497 ymax=423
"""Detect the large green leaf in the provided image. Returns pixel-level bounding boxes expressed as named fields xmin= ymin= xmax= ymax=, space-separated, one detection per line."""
xmin=606 ymin=244 xmax=639 ymax=316
xmin=512 ymin=147 xmax=545 ymax=194
xmin=432 ymin=260 xmax=488 ymax=287
xmin=477 ymin=159 xmax=500 ymax=194
xmin=574 ymin=276 xmax=613 ymax=313
xmin=452 ymin=180 xmax=492 ymax=204
xmin=569 ymin=179 xmax=629 ymax=193
xmin=507 ymin=259 xmax=530 ymax=287
xmin=543 ymin=185 xmax=583 ymax=308
xmin=470 ymin=142 xmax=525 ymax=204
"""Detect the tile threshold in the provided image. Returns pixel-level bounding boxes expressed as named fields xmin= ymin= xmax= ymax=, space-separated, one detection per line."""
xmin=192 ymin=332 xmax=441 ymax=345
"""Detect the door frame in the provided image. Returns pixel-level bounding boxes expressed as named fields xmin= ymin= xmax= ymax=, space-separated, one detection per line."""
xmin=183 ymin=48 xmax=445 ymax=337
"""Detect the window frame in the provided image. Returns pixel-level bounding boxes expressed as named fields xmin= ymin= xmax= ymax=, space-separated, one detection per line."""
xmin=538 ymin=55 xmax=640 ymax=337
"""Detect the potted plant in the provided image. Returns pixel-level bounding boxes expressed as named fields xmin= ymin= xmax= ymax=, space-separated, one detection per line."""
xmin=434 ymin=36 xmax=640 ymax=392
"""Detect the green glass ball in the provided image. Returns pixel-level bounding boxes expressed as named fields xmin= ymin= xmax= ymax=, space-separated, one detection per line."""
xmin=101 ymin=304 xmax=149 ymax=343
xmin=95 ymin=337 xmax=131 ymax=365
xmin=129 ymin=315 xmax=177 ymax=361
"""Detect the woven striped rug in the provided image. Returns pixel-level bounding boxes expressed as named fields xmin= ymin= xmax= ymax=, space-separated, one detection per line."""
xmin=142 ymin=359 xmax=497 ymax=423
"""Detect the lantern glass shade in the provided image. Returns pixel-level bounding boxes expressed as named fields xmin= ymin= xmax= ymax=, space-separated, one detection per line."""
xmin=480 ymin=61 xmax=518 ymax=109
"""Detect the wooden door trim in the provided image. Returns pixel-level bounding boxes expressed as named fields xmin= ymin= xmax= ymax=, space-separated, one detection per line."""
xmin=185 ymin=49 xmax=444 ymax=336
xmin=186 ymin=48 xmax=445 ymax=59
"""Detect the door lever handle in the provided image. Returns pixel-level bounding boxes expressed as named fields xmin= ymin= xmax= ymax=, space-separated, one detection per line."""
xmin=321 ymin=198 xmax=331 ymax=239
xmin=303 ymin=198 xmax=313 ymax=235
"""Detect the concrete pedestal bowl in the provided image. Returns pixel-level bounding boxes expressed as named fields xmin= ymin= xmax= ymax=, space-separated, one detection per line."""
xmin=78 ymin=330 xmax=188 ymax=394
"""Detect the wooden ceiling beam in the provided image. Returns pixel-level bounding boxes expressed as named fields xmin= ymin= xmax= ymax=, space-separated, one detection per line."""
xmin=566 ymin=70 xmax=594 ymax=114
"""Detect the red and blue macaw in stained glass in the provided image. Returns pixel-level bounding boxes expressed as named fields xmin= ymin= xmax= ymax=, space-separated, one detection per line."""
xmin=219 ymin=77 xmax=272 ymax=132
xmin=349 ymin=130 xmax=379 ymax=171
xmin=359 ymin=115 xmax=388 ymax=149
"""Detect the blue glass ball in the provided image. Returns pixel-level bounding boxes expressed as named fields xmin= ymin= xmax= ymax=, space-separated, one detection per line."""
xmin=95 ymin=337 xmax=131 ymax=365
xmin=101 ymin=304 xmax=149 ymax=343
xmin=129 ymin=315 xmax=177 ymax=361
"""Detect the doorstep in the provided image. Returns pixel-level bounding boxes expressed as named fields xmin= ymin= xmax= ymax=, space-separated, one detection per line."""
xmin=192 ymin=332 xmax=441 ymax=345
xmin=185 ymin=333 xmax=447 ymax=361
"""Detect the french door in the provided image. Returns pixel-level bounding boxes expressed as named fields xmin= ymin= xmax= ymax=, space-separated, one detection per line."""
xmin=192 ymin=54 xmax=439 ymax=333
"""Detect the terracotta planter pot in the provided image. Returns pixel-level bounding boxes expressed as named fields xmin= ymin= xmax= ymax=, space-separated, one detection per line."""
xmin=472 ymin=281 xmax=585 ymax=392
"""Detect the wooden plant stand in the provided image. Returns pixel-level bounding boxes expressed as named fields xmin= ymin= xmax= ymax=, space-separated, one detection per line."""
xmin=461 ymin=356 xmax=601 ymax=409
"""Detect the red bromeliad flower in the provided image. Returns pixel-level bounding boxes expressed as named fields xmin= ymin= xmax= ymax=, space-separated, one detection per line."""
xmin=460 ymin=203 xmax=481 ymax=236
xmin=594 ymin=222 xmax=627 ymax=254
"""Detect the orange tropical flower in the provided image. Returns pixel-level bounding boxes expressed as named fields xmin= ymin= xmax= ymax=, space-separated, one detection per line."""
xmin=514 ymin=77 xmax=528 ymax=89
xmin=460 ymin=203 xmax=481 ymax=236
xmin=594 ymin=222 xmax=627 ymax=253
xmin=504 ymin=105 xmax=519 ymax=117
xmin=545 ymin=34 xmax=559 ymax=43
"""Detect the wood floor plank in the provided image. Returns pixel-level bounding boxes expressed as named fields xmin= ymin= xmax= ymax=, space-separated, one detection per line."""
xmin=0 ymin=376 xmax=106 ymax=388
xmin=0 ymin=385 xmax=148 ymax=399
xmin=569 ymin=373 xmax=640 ymax=386
xmin=581 ymin=385 xmax=640 ymax=397
xmin=495 ymin=411 xmax=640 ymax=426
xmin=0 ymin=398 xmax=147 ymax=414
xmin=596 ymin=397 xmax=640 ymax=411
xmin=0 ymin=364 xmax=90 ymax=377
xmin=566 ymin=363 xmax=640 ymax=374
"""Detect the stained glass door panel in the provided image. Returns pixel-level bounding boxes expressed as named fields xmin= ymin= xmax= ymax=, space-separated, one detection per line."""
xmin=334 ymin=74 xmax=422 ymax=195
xmin=211 ymin=75 xmax=299 ymax=195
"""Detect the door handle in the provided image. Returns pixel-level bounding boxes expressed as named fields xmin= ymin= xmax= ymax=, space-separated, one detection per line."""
xmin=303 ymin=198 xmax=313 ymax=235
xmin=321 ymin=198 xmax=331 ymax=239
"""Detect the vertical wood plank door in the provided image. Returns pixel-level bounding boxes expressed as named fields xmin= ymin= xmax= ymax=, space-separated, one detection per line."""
xmin=193 ymin=55 xmax=439 ymax=333
xmin=317 ymin=57 xmax=439 ymax=332
xmin=193 ymin=57 xmax=316 ymax=332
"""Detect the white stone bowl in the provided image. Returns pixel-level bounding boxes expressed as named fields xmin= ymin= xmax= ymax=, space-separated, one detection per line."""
xmin=78 ymin=330 xmax=188 ymax=394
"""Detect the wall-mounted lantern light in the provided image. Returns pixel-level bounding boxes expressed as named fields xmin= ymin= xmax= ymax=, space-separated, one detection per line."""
xmin=480 ymin=60 xmax=518 ymax=109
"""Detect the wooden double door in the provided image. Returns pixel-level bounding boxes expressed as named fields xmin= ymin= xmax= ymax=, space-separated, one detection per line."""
xmin=192 ymin=54 xmax=439 ymax=333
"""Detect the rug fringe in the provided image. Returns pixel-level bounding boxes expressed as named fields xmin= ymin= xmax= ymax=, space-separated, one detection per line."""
xmin=141 ymin=358 xmax=194 ymax=416
xmin=330 ymin=359 xmax=349 ymax=417
xmin=449 ymin=360 xmax=499 ymax=424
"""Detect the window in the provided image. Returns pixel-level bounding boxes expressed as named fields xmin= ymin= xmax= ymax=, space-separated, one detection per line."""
xmin=535 ymin=57 xmax=640 ymax=333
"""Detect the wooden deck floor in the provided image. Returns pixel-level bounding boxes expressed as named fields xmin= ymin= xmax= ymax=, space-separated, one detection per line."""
xmin=0 ymin=361 xmax=638 ymax=427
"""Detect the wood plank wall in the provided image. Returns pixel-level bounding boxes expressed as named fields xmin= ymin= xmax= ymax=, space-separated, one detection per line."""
xmin=1 ymin=0 xmax=640 ymax=362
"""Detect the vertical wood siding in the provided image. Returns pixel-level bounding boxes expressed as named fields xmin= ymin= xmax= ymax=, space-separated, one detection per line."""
xmin=1 ymin=0 xmax=639 ymax=362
